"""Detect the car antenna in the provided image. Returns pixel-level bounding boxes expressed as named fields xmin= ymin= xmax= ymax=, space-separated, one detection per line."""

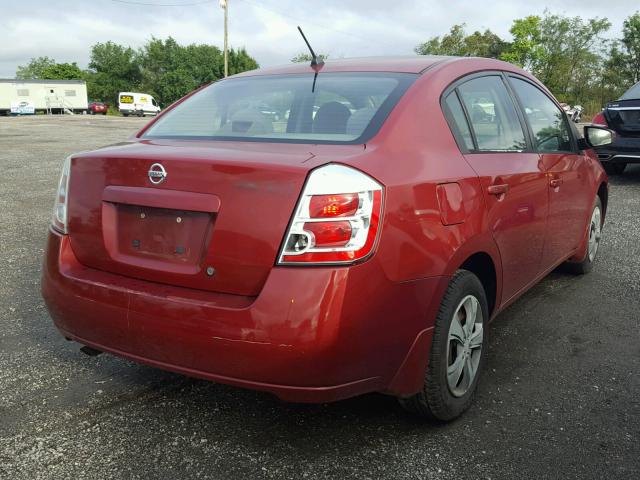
xmin=297 ymin=26 xmax=324 ymax=93
xmin=297 ymin=26 xmax=324 ymax=67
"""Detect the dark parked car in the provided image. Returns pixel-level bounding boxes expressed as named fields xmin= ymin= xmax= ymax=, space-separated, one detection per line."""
xmin=88 ymin=101 xmax=108 ymax=115
xmin=591 ymin=81 xmax=640 ymax=174
xmin=43 ymin=57 xmax=611 ymax=421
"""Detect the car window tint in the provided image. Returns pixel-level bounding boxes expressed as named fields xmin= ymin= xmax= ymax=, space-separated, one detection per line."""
xmin=444 ymin=92 xmax=474 ymax=150
xmin=620 ymin=80 xmax=640 ymax=100
xmin=144 ymin=73 xmax=416 ymax=144
xmin=509 ymin=77 xmax=573 ymax=153
xmin=457 ymin=76 xmax=526 ymax=152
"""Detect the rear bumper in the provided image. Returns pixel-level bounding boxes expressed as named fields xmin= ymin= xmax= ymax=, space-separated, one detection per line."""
xmin=593 ymin=136 xmax=640 ymax=164
xmin=42 ymin=228 xmax=447 ymax=402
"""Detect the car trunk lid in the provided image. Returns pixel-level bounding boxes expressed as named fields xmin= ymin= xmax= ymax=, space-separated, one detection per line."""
xmin=67 ymin=139 xmax=364 ymax=296
xmin=605 ymin=99 xmax=640 ymax=134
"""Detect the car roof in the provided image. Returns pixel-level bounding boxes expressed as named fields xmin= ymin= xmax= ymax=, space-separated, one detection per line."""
xmin=232 ymin=56 xmax=458 ymax=77
xmin=229 ymin=56 xmax=531 ymax=83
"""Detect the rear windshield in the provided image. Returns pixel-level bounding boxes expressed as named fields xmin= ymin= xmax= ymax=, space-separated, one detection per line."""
xmin=620 ymin=81 xmax=640 ymax=100
xmin=142 ymin=73 xmax=417 ymax=144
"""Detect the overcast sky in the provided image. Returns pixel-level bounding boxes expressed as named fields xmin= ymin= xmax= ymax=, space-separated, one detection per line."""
xmin=1 ymin=0 xmax=637 ymax=77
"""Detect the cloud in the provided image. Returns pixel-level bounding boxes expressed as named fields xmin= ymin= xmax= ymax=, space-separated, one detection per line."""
xmin=0 ymin=0 xmax=636 ymax=77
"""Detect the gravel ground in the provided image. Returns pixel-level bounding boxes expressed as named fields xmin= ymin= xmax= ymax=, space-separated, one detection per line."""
xmin=0 ymin=115 xmax=638 ymax=479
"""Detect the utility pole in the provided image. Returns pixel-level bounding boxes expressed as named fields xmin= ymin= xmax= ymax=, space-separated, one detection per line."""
xmin=220 ymin=0 xmax=228 ymax=77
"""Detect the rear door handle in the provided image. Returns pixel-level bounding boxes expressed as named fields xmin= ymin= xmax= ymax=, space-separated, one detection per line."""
xmin=487 ymin=184 xmax=509 ymax=196
xmin=550 ymin=178 xmax=563 ymax=188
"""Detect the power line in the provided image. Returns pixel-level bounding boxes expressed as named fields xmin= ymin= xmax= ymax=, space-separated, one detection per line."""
xmin=109 ymin=0 xmax=213 ymax=7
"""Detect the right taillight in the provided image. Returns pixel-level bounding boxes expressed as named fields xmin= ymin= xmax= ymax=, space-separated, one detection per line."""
xmin=278 ymin=164 xmax=383 ymax=265
xmin=51 ymin=156 xmax=71 ymax=234
xmin=592 ymin=111 xmax=608 ymax=126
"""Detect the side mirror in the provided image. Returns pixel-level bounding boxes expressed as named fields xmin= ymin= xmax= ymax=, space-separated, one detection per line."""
xmin=583 ymin=125 xmax=615 ymax=147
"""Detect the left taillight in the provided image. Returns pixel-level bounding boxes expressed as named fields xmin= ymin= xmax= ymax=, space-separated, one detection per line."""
xmin=278 ymin=164 xmax=383 ymax=265
xmin=592 ymin=111 xmax=608 ymax=127
xmin=51 ymin=156 xmax=71 ymax=234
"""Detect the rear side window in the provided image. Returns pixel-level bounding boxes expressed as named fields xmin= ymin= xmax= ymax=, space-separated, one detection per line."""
xmin=443 ymin=92 xmax=474 ymax=150
xmin=509 ymin=77 xmax=573 ymax=153
xmin=621 ymin=81 xmax=640 ymax=100
xmin=457 ymin=76 xmax=527 ymax=152
xmin=143 ymin=73 xmax=417 ymax=144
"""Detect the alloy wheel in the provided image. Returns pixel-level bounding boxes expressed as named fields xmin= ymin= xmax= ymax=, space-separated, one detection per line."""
xmin=588 ymin=205 xmax=602 ymax=262
xmin=446 ymin=295 xmax=484 ymax=398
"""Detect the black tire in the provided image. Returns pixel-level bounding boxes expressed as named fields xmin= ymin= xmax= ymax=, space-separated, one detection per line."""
xmin=122 ymin=112 xmax=129 ymax=117
xmin=603 ymin=163 xmax=626 ymax=175
xmin=564 ymin=196 xmax=603 ymax=275
xmin=399 ymin=270 xmax=489 ymax=421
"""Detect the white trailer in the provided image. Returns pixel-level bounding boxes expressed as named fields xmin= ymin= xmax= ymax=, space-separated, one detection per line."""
xmin=0 ymin=79 xmax=89 ymax=115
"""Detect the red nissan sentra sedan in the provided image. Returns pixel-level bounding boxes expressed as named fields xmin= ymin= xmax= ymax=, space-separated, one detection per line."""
xmin=42 ymin=56 xmax=612 ymax=421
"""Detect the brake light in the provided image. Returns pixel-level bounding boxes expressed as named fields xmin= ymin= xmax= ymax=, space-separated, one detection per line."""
xmin=51 ymin=156 xmax=71 ymax=234
xmin=278 ymin=164 xmax=383 ymax=264
xmin=592 ymin=111 xmax=608 ymax=126
xmin=309 ymin=194 xmax=359 ymax=218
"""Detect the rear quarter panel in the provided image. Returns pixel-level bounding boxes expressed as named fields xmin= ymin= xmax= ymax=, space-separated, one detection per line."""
xmin=344 ymin=60 xmax=503 ymax=295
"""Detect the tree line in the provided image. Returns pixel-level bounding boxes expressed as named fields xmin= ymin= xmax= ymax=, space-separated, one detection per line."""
xmin=416 ymin=11 xmax=640 ymax=115
xmin=16 ymin=37 xmax=258 ymax=108
xmin=15 ymin=11 xmax=640 ymax=115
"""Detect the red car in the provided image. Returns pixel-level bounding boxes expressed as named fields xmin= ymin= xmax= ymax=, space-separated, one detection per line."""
xmin=88 ymin=101 xmax=108 ymax=115
xmin=42 ymin=57 xmax=612 ymax=421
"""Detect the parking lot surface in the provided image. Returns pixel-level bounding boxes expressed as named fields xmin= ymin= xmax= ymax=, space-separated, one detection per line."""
xmin=1 ymin=116 xmax=638 ymax=479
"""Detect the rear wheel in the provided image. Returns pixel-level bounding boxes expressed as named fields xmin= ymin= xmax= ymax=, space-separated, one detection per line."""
xmin=565 ymin=197 xmax=603 ymax=275
xmin=603 ymin=163 xmax=626 ymax=175
xmin=399 ymin=270 xmax=488 ymax=421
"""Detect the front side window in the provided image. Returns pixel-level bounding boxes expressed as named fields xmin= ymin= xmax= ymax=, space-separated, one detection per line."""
xmin=509 ymin=77 xmax=573 ymax=153
xmin=456 ymin=76 xmax=527 ymax=152
xmin=143 ymin=73 xmax=416 ymax=144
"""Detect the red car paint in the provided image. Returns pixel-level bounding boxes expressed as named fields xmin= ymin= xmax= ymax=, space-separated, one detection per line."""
xmin=88 ymin=102 xmax=108 ymax=115
xmin=42 ymin=56 xmax=608 ymax=402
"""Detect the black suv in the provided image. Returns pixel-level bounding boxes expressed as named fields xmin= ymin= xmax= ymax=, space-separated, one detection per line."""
xmin=592 ymin=81 xmax=640 ymax=174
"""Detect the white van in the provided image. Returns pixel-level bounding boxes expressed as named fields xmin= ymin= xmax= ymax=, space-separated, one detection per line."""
xmin=118 ymin=92 xmax=161 ymax=117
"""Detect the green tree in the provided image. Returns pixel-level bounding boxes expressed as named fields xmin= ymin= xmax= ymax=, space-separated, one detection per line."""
xmin=291 ymin=52 xmax=328 ymax=63
xmin=612 ymin=12 xmax=640 ymax=86
xmin=499 ymin=16 xmax=544 ymax=71
xmin=415 ymin=24 xmax=508 ymax=58
xmin=16 ymin=56 xmax=56 ymax=79
xmin=500 ymin=12 xmax=611 ymax=108
xmin=228 ymin=47 xmax=259 ymax=75
xmin=140 ymin=37 xmax=215 ymax=105
xmin=87 ymin=41 xmax=142 ymax=103
xmin=15 ymin=38 xmax=257 ymax=106
xmin=140 ymin=37 xmax=258 ymax=106
xmin=623 ymin=13 xmax=640 ymax=83
xmin=40 ymin=62 xmax=84 ymax=80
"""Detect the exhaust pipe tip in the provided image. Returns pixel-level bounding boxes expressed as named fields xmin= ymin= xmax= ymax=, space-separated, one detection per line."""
xmin=80 ymin=345 xmax=103 ymax=357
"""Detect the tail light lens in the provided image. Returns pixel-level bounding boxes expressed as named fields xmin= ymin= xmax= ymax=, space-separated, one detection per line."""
xmin=592 ymin=111 xmax=608 ymax=126
xmin=51 ymin=156 xmax=71 ymax=234
xmin=278 ymin=164 xmax=383 ymax=265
